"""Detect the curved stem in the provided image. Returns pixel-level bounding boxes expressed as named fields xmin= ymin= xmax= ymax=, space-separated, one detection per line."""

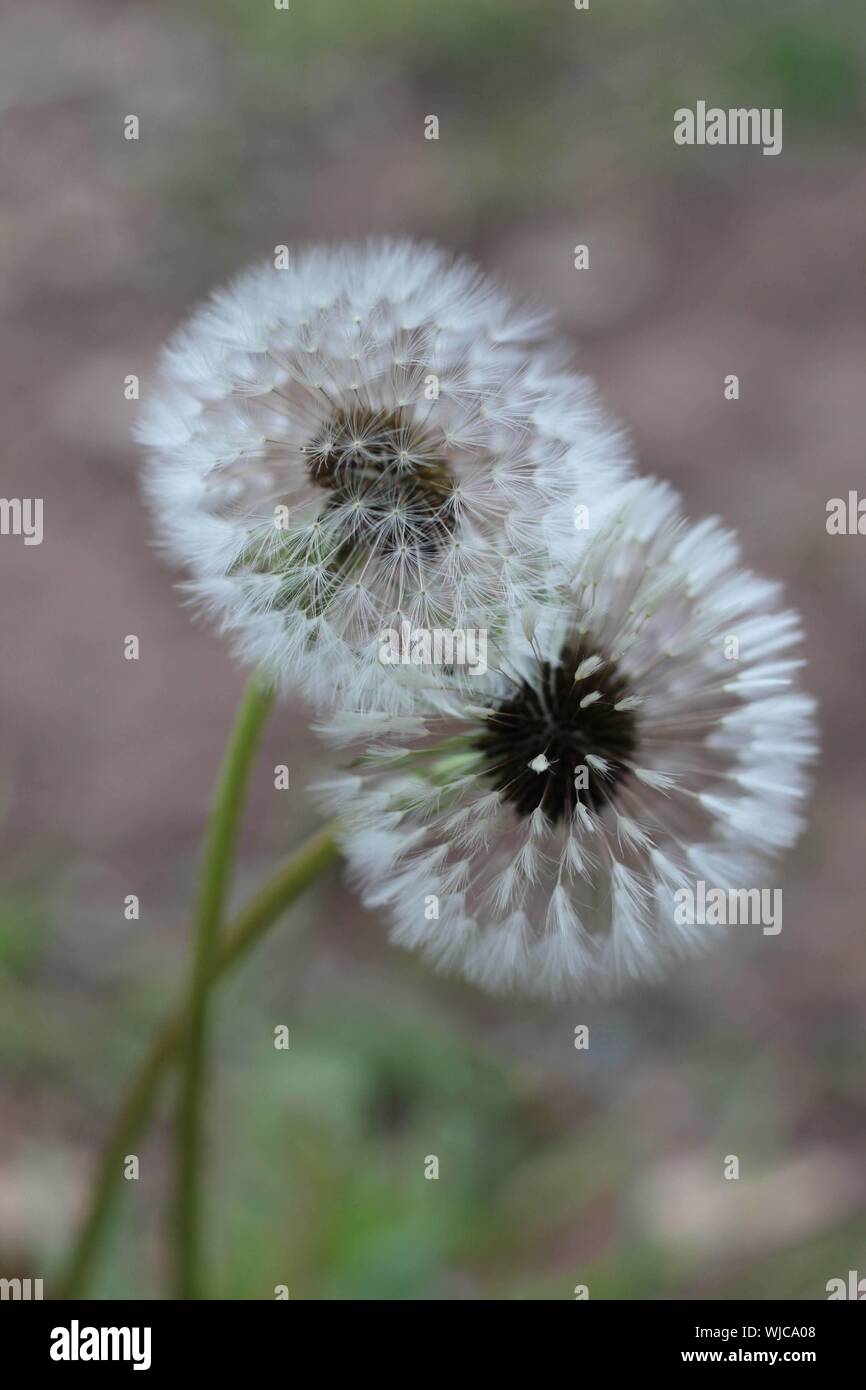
xmin=173 ymin=675 xmax=275 ymax=1299
xmin=59 ymin=821 xmax=340 ymax=1299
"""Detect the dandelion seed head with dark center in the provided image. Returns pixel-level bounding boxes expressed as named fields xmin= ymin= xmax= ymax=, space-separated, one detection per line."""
xmin=474 ymin=640 xmax=638 ymax=823
xmin=306 ymin=406 xmax=457 ymax=558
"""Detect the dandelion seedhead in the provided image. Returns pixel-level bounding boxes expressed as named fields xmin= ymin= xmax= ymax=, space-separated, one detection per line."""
xmin=317 ymin=477 xmax=817 ymax=998
xmin=139 ymin=239 xmax=631 ymax=707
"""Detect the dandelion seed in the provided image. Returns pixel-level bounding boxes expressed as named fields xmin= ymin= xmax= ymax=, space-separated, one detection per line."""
xmin=139 ymin=239 xmax=630 ymax=706
xmin=317 ymin=477 xmax=817 ymax=998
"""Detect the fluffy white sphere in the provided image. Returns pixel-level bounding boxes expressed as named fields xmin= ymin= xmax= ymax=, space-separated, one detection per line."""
xmin=317 ymin=477 xmax=818 ymax=998
xmin=138 ymin=239 xmax=631 ymax=707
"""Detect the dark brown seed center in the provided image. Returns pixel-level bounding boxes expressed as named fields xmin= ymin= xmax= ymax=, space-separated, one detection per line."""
xmin=474 ymin=640 xmax=638 ymax=824
xmin=306 ymin=407 xmax=456 ymax=557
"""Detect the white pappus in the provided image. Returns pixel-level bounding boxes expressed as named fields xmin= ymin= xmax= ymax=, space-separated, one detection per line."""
xmin=138 ymin=239 xmax=632 ymax=708
xmin=316 ymin=476 xmax=818 ymax=998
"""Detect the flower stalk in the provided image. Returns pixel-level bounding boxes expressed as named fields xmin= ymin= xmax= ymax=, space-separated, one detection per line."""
xmin=60 ymin=821 xmax=339 ymax=1299
xmin=172 ymin=674 xmax=274 ymax=1299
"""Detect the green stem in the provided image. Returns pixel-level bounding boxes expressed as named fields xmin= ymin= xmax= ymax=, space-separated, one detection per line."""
xmin=173 ymin=674 xmax=275 ymax=1299
xmin=59 ymin=821 xmax=340 ymax=1299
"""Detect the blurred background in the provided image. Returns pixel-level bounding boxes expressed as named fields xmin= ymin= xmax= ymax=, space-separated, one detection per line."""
xmin=1 ymin=0 xmax=865 ymax=1299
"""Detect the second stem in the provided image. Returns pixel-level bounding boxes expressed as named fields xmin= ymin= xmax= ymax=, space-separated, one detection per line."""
xmin=173 ymin=674 xmax=274 ymax=1300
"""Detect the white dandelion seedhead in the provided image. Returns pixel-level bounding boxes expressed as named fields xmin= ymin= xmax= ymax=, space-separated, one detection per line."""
xmin=139 ymin=239 xmax=631 ymax=706
xmin=317 ymin=477 xmax=818 ymax=999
